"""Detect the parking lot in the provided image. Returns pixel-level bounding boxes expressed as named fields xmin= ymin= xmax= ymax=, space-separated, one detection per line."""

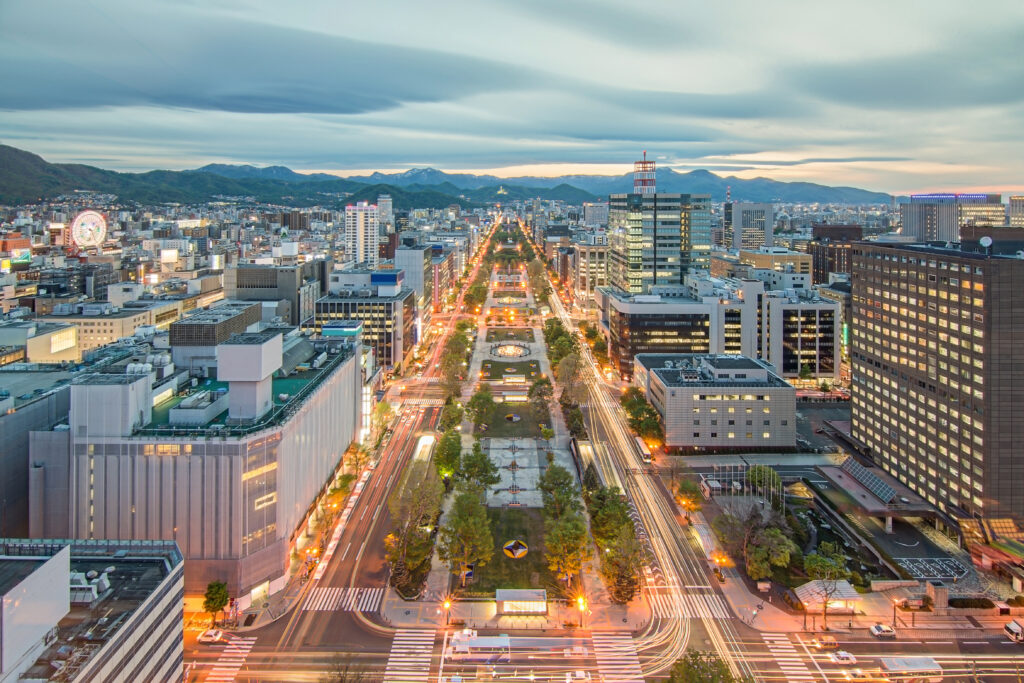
xmin=795 ymin=402 xmax=851 ymax=450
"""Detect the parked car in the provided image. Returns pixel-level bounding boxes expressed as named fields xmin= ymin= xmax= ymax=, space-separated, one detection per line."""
xmin=869 ymin=623 xmax=897 ymax=639
xmin=198 ymin=629 xmax=224 ymax=644
xmin=830 ymin=651 xmax=858 ymax=664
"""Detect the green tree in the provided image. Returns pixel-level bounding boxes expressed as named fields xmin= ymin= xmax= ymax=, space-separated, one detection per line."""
xmin=799 ymin=363 xmax=814 ymax=380
xmin=550 ymin=336 xmax=572 ymax=365
xmin=600 ymin=527 xmax=644 ymax=603
xmin=203 ymin=580 xmax=230 ymax=627
xmin=620 ymin=387 xmax=647 ymax=419
xmin=438 ymin=490 xmax=494 ymax=587
xmin=540 ymin=426 xmax=555 ymax=445
xmin=555 ymin=353 xmax=586 ymax=405
xmin=588 ymin=486 xmax=631 ymax=546
xmin=434 ymin=429 xmax=462 ymax=480
xmin=669 ymin=649 xmax=748 ymax=683
xmin=636 ymin=407 xmax=663 ymax=445
xmin=372 ymin=400 xmax=394 ymax=438
xmin=565 ymin=404 xmax=587 ymax=438
xmin=711 ymin=509 xmax=764 ymax=575
xmin=804 ymin=541 xmax=850 ymax=630
xmin=746 ymin=464 xmax=782 ymax=493
xmin=458 ymin=440 xmax=500 ymax=490
xmin=746 ymin=527 xmax=799 ymax=581
xmin=466 ymin=384 xmax=495 ymax=427
xmin=385 ymin=461 xmax=443 ymax=592
xmin=676 ymin=479 xmax=704 ymax=512
xmin=439 ymin=352 xmax=465 ymax=400
xmin=537 ymin=464 xmax=582 ymax=520
xmin=581 ymin=462 xmax=601 ymax=494
xmin=544 ymin=512 xmax=591 ymax=589
xmin=528 ymin=376 xmax=554 ymax=417
xmin=439 ymin=402 xmax=464 ymax=432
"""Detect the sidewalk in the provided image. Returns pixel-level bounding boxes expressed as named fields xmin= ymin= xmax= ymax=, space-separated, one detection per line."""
xmin=380 ymin=585 xmax=650 ymax=632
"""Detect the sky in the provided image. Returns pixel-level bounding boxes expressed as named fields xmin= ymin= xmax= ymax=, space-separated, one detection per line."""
xmin=2 ymin=0 xmax=1023 ymax=194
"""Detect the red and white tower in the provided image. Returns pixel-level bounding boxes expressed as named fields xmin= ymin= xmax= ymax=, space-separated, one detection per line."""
xmin=633 ymin=151 xmax=656 ymax=195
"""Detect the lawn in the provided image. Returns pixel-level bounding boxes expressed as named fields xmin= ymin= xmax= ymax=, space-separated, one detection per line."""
xmin=486 ymin=327 xmax=534 ymax=343
xmin=492 ymin=289 xmax=527 ymax=299
xmin=476 ymin=403 xmax=548 ymax=439
xmin=462 ymin=507 xmax=559 ymax=596
xmin=480 ymin=359 xmax=541 ymax=381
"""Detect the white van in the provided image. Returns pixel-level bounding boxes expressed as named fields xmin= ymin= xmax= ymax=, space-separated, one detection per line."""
xmin=1005 ymin=619 xmax=1024 ymax=642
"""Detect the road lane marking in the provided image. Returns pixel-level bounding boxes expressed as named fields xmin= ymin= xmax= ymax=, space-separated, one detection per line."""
xmin=340 ymin=541 xmax=352 ymax=561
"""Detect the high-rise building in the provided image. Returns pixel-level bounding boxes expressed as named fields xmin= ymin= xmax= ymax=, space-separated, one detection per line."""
xmin=723 ymin=202 xmax=774 ymax=249
xmin=608 ymin=156 xmax=710 ymax=293
xmin=377 ymin=194 xmax=394 ymax=233
xmin=809 ymin=223 xmax=863 ymax=285
xmin=345 ymin=201 xmax=380 ymax=268
xmin=900 ymin=193 xmax=1005 ymax=242
xmin=1009 ymin=196 xmax=1024 ymax=228
xmin=582 ymin=202 xmax=609 ymax=227
xmin=850 ymin=242 xmax=1024 ymax=521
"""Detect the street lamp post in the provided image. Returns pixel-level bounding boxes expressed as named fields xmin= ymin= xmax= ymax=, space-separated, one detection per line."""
xmin=892 ymin=598 xmax=899 ymax=628
xmin=576 ymin=595 xmax=586 ymax=629
xmin=443 ymin=599 xmax=452 ymax=626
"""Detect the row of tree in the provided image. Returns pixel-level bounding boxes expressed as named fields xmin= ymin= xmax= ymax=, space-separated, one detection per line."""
xmin=536 ymin=462 xmax=590 ymax=594
xmin=620 ymin=387 xmax=664 ymax=445
xmin=542 ymin=318 xmax=589 ymax=439
xmin=580 ymin=464 xmax=645 ymax=603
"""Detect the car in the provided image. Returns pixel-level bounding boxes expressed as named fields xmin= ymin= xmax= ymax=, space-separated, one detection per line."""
xmin=198 ymin=629 xmax=224 ymax=644
xmin=869 ymin=623 xmax=896 ymax=639
xmin=810 ymin=635 xmax=838 ymax=649
xmin=815 ymin=427 xmax=826 ymax=434
xmin=830 ymin=651 xmax=857 ymax=664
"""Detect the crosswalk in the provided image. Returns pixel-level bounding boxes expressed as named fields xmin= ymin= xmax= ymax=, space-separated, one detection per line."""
xmin=302 ymin=586 xmax=384 ymax=612
xmin=762 ymin=633 xmax=815 ymax=682
xmin=591 ymin=632 xmax=645 ymax=683
xmin=648 ymin=589 xmax=731 ymax=619
xmin=383 ymin=629 xmax=436 ymax=682
xmin=403 ymin=398 xmax=444 ymax=406
xmin=205 ymin=636 xmax=257 ymax=682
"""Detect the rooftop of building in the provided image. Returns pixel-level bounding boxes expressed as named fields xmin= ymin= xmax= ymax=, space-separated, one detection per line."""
xmin=856 ymin=240 xmax=1024 ymax=262
xmin=636 ymin=353 xmax=790 ymax=389
xmin=316 ymin=287 xmax=414 ymax=303
xmin=221 ymin=330 xmax=280 ymax=346
xmin=42 ymin=307 xmax=154 ymax=319
xmin=0 ymin=557 xmax=45 ymax=596
xmin=170 ymin=300 xmax=258 ymax=325
xmin=1 ymin=539 xmax=181 ymax=683
xmin=0 ymin=319 xmax=74 ymax=336
xmin=138 ymin=336 xmax=355 ymax=437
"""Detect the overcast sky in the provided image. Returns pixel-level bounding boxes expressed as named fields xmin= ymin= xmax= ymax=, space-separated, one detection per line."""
xmin=2 ymin=0 xmax=1022 ymax=193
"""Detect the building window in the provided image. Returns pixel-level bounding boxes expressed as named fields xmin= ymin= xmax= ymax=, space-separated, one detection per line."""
xmin=693 ymin=432 xmax=700 ymax=438
xmin=763 ymin=432 xmax=771 ymax=438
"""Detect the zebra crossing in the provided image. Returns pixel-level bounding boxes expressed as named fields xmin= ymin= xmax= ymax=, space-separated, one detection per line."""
xmin=648 ymin=589 xmax=731 ymax=619
xmin=403 ymin=397 xmax=444 ymax=406
xmin=205 ymin=636 xmax=257 ymax=682
xmin=302 ymin=586 xmax=384 ymax=612
xmin=762 ymin=633 xmax=816 ymax=682
xmin=383 ymin=629 xmax=436 ymax=682
xmin=591 ymin=632 xmax=645 ymax=683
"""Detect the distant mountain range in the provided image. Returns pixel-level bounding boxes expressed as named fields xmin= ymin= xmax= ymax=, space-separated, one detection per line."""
xmin=0 ymin=144 xmax=892 ymax=208
xmin=342 ymin=166 xmax=892 ymax=204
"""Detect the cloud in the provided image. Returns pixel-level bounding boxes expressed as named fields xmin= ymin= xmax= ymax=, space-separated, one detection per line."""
xmin=788 ymin=27 xmax=1024 ymax=110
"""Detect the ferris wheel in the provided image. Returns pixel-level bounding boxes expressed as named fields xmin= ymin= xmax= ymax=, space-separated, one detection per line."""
xmin=70 ymin=210 xmax=107 ymax=249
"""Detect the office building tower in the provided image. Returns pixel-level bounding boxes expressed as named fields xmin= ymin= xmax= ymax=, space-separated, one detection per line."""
xmin=377 ymin=194 xmax=394 ymax=233
xmin=1010 ymin=196 xmax=1024 ymax=228
xmin=224 ymin=260 xmax=331 ymax=326
xmin=739 ymin=247 xmax=812 ymax=275
xmin=313 ymin=269 xmax=417 ymax=369
xmin=724 ymin=202 xmax=774 ymax=249
xmin=900 ymin=193 xmax=1005 ymax=242
xmin=850 ymin=242 xmax=1024 ymax=521
xmin=394 ymin=244 xmax=434 ymax=321
xmin=345 ymin=202 xmax=380 ymax=268
xmin=809 ymin=223 xmax=863 ymax=285
xmin=582 ymin=202 xmax=609 ymax=228
xmin=608 ymin=156 xmax=710 ymax=293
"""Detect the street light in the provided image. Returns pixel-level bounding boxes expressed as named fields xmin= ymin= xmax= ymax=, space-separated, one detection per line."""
xmin=443 ymin=599 xmax=452 ymax=625
xmin=576 ymin=595 xmax=586 ymax=628
xmin=892 ymin=598 xmax=899 ymax=628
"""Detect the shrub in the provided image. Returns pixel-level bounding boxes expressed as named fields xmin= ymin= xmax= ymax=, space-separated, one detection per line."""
xmin=1008 ymin=595 xmax=1024 ymax=607
xmin=948 ymin=597 xmax=994 ymax=609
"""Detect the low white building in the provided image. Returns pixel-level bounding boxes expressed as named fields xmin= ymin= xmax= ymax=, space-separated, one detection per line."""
xmin=0 ymin=539 xmax=183 ymax=683
xmin=633 ymin=354 xmax=796 ymax=452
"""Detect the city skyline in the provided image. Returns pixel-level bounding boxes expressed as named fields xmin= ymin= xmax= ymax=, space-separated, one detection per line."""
xmin=2 ymin=0 xmax=1024 ymax=194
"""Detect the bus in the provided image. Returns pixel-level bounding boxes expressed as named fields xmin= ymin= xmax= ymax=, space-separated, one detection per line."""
xmin=447 ymin=630 xmax=511 ymax=662
xmin=634 ymin=436 xmax=653 ymax=464
xmin=878 ymin=657 xmax=942 ymax=683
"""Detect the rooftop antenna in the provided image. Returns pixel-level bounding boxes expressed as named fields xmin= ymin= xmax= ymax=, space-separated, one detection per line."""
xmin=726 ymin=185 xmax=731 ymax=203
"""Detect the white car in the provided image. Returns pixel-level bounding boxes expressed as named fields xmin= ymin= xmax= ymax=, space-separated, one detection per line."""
xmin=198 ymin=629 xmax=223 ymax=644
xmin=869 ymin=623 xmax=896 ymax=639
xmin=830 ymin=651 xmax=857 ymax=664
